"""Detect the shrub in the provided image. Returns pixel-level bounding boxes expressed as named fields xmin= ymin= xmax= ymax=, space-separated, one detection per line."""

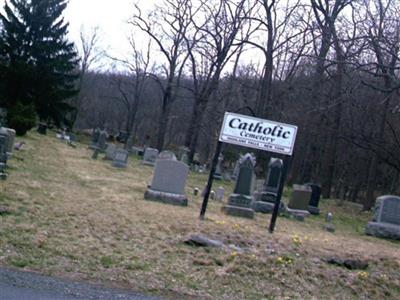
xmin=8 ymin=102 xmax=36 ymax=136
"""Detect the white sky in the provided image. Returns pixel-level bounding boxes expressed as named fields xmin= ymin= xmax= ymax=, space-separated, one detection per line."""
xmin=64 ymin=0 xmax=139 ymax=63
xmin=0 ymin=0 xmax=155 ymax=70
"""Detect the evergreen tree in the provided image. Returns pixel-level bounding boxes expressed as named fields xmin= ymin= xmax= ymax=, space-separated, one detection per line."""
xmin=0 ymin=0 xmax=79 ymax=134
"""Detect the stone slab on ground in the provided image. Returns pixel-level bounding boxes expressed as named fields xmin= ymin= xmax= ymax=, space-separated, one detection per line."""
xmin=365 ymin=222 xmax=400 ymax=240
xmin=144 ymin=188 xmax=188 ymax=206
xmin=221 ymin=205 xmax=255 ymax=219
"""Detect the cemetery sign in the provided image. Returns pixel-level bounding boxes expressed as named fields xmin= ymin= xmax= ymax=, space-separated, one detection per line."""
xmin=219 ymin=112 xmax=297 ymax=155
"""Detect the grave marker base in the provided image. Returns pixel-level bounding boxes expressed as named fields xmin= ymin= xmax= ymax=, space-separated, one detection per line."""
xmin=144 ymin=188 xmax=188 ymax=206
xmin=365 ymin=222 xmax=400 ymax=240
xmin=222 ymin=205 xmax=255 ymax=219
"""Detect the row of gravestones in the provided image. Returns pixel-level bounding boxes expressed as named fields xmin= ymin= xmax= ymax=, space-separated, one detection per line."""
xmin=0 ymin=127 xmax=16 ymax=180
xmin=141 ymin=149 xmax=400 ymax=241
xmin=88 ymin=129 xmax=400 ymax=240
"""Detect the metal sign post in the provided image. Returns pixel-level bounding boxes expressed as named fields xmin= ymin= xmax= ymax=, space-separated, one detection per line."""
xmin=199 ymin=112 xmax=298 ymax=232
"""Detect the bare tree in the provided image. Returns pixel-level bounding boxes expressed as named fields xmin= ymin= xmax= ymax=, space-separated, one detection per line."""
xmin=129 ymin=0 xmax=193 ymax=150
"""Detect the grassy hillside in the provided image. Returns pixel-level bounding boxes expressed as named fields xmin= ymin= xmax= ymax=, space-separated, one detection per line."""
xmin=0 ymin=131 xmax=399 ymax=299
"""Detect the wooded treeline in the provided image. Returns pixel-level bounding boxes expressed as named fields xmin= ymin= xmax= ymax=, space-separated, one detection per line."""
xmin=2 ymin=0 xmax=400 ymax=208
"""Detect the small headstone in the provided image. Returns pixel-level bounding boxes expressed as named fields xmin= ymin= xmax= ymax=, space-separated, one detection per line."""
xmin=104 ymin=144 xmax=117 ymax=160
xmin=5 ymin=128 xmax=16 ymax=155
xmin=92 ymin=148 xmax=100 ymax=160
xmin=286 ymin=184 xmax=312 ymax=219
xmin=144 ymin=159 xmax=189 ymax=206
xmin=305 ymin=183 xmax=322 ymax=215
xmin=89 ymin=128 xmax=100 ymax=149
xmin=158 ymin=150 xmax=177 ymax=160
xmin=324 ymin=212 xmax=335 ymax=232
xmin=210 ymin=191 xmax=215 ymax=200
xmin=222 ymin=153 xmax=256 ymax=219
xmin=193 ymin=188 xmax=199 ymax=196
xmin=142 ymin=148 xmax=159 ymax=166
xmin=0 ymin=135 xmax=8 ymax=164
xmin=365 ymin=195 xmax=400 ymax=240
xmin=179 ymin=147 xmax=190 ymax=165
xmin=215 ymin=187 xmax=225 ymax=202
xmin=213 ymin=154 xmax=223 ymax=180
xmin=37 ymin=123 xmax=47 ymax=135
xmin=112 ymin=149 xmax=129 ymax=168
xmin=97 ymin=130 xmax=108 ymax=152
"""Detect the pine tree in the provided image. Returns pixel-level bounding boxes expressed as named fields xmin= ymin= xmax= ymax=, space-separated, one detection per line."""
xmin=0 ymin=0 xmax=79 ymax=134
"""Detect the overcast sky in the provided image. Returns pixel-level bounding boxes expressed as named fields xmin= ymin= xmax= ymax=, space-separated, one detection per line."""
xmin=0 ymin=0 xmax=154 ymax=69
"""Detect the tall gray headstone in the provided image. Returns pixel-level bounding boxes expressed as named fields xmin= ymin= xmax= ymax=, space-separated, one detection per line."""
xmin=222 ymin=153 xmax=256 ymax=219
xmin=144 ymin=160 xmax=189 ymax=206
xmin=365 ymin=195 xmax=400 ymax=240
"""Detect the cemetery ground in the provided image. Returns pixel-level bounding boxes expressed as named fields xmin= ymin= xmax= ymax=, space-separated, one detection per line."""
xmin=0 ymin=132 xmax=399 ymax=299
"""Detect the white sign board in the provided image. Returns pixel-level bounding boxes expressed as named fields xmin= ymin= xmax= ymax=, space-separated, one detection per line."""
xmin=219 ymin=112 xmax=298 ymax=156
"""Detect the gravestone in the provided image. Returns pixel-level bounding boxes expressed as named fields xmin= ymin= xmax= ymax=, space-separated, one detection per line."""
xmin=213 ymin=154 xmax=223 ymax=180
xmin=305 ymin=183 xmax=322 ymax=215
xmin=104 ymin=144 xmax=117 ymax=160
xmin=222 ymin=153 xmax=256 ymax=219
xmin=231 ymin=158 xmax=240 ymax=181
xmin=365 ymin=195 xmax=400 ymax=240
xmin=5 ymin=128 xmax=15 ymax=155
xmin=97 ymin=130 xmax=108 ymax=152
xmin=0 ymin=134 xmax=8 ymax=164
xmin=193 ymin=188 xmax=199 ymax=196
xmin=144 ymin=159 xmax=189 ymax=206
xmin=253 ymin=158 xmax=284 ymax=214
xmin=142 ymin=148 xmax=159 ymax=166
xmin=112 ymin=149 xmax=129 ymax=168
xmin=215 ymin=187 xmax=225 ymax=202
xmin=158 ymin=150 xmax=177 ymax=160
xmin=89 ymin=128 xmax=100 ymax=149
xmin=37 ymin=123 xmax=47 ymax=135
xmin=286 ymin=184 xmax=312 ymax=219
xmin=179 ymin=147 xmax=190 ymax=165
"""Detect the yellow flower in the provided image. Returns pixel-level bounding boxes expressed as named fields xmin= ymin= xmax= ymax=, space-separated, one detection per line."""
xmin=357 ymin=271 xmax=369 ymax=279
xmin=379 ymin=274 xmax=388 ymax=280
xmin=292 ymin=234 xmax=302 ymax=245
xmin=231 ymin=251 xmax=238 ymax=257
xmin=216 ymin=220 xmax=226 ymax=225
xmin=233 ymin=223 xmax=241 ymax=229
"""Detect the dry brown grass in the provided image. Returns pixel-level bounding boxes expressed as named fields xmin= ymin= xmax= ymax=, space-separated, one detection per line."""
xmin=0 ymin=131 xmax=399 ymax=299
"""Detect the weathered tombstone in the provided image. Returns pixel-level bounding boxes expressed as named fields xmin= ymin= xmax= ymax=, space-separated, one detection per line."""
xmin=5 ymin=128 xmax=15 ymax=155
xmin=193 ymin=188 xmax=199 ymax=196
xmin=286 ymin=184 xmax=312 ymax=219
xmin=210 ymin=191 xmax=215 ymax=200
xmin=179 ymin=147 xmax=190 ymax=165
xmin=213 ymin=154 xmax=223 ymax=180
xmin=215 ymin=187 xmax=225 ymax=202
xmin=222 ymin=154 xmax=256 ymax=219
xmin=112 ymin=149 xmax=129 ymax=168
xmin=253 ymin=158 xmax=284 ymax=214
xmin=0 ymin=134 xmax=8 ymax=164
xmin=323 ymin=212 xmax=335 ymax=232
xmin=231 ymin=158 xmax=240 ymax=181
xmin=144 ymin=160 xmax=189 ymax=206
xmin=104 ymin=144 xmax=117 ymax=160
xmin=89 ymin=128 xmax=100 ymax=150
xmin=142 ymin=148 xmax=159 ymax=166
xmin=158 ymin=150 xmax=177 ymax=160
xmin=37 ymin=123 xmax=47 ymax=135
xmin=97 ymin=130 xmax=108 ymax=152
xmin=365 ymin=195 xmax=400 ymax=240
xmin=305 ymin=183 xmax=322 ymax=215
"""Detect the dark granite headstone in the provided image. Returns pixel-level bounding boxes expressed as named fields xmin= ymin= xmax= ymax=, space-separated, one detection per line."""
xmin=37 ymin=123 xmax=47 ymax=135
xmin=305 ymin=183 xmax=322 ymax=215
xmin=222 ymin=153 xmax=256 ymax=219
xmin=265 ymin=158 xmax=283 ymax=194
